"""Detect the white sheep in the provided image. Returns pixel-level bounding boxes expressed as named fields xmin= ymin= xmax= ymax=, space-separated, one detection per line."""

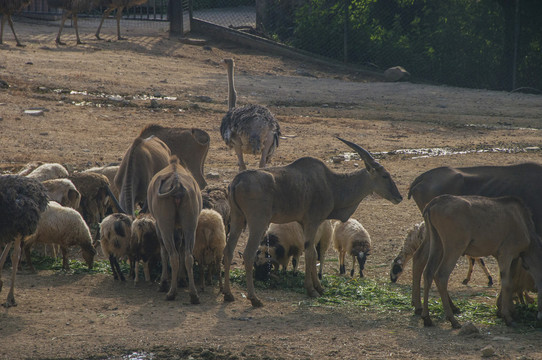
xmin=99 ymin=213 xmax=133 ymax=282
xmin=130 ymin=214 xmax=161 ymax=285
xmin=332 ymin=219 xmax=371 ymax=277
xmin=23 ymin=201 xmax=96 ymax=272
xmin=25 ymin=163 xmax=69 ymax=181
xmin=194 ymin=209 xmax=226 ymax=292
xmin=41 ymin=178 xmax=81 ymax=210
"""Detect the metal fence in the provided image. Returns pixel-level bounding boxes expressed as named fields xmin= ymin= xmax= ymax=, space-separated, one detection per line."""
xmin=22 ymin=0 xmax=542 ymax=92
xmin=191 ymin=0 xmax=542 ymax=92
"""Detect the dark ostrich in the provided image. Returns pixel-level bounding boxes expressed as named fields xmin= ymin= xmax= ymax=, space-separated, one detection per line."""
xmin=0 ymin=175 xmax=48 ymax=307
xmin=220 ymin=58 xmax=281 ymax=172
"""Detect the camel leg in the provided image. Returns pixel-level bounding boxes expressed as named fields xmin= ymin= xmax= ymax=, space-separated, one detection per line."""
xmin=96 ymin=8 xmax=114 ymax=40
xmin=56 ymin=11 xmax=70 ymax=45
xmin=6 ymin=15 xmax=24 ymax=47
xmin=1 ymin=15 xmax=5 ymax=44
xmin=73 ymin=14 xmax=83 ymax=45
xmin=116 ymin=7 xmax=125 ymax=40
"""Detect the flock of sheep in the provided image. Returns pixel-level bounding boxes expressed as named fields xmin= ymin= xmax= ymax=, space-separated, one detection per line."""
xmin=1 ymin=57 xmax=542 ymax=330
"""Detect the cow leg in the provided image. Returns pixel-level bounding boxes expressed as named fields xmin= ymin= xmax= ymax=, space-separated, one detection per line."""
xmin=421 ymin=235 xmax=443 ymax=327
xmin=160 ymin=227 xmax=179 ymax=301
xmin=476 ymin=257 xmax=493 ymax=286
xmin=5 ymin=235 xmax=23 ymax=307
xmin=182 ymin=228 xmax=199 ymax=304
xmin=496 ymin=256 xmax=517 ymax=326
xmin=412 ymin=238 xmax=429 ymax=315
xmin=222 ymin=214 xmax=245 ymax=302
xmin=303 ymin=224 xmax=321 ymax=297
xmin=143 ymin=261 xmax=151 ymax=282
xmin=243 ymin=225 xmax=267 ymax=307
xmin=462 ymin=256 xmax=475 ymax=285
xmin=435 ymin=253 xmax=462 ymax=329
xmin=0 ymin=15 xmax=5 ymax=44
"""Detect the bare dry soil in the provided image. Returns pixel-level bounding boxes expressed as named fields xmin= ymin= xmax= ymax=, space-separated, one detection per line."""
xmin=1 ymin=18 xmax=542 ymax=360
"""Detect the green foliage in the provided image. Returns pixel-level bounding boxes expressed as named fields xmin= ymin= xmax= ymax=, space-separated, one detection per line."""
xmin=231 ymin=268 xmax=541 ymax=328
xmin=274 ymin=0 xmax=542 ymax=90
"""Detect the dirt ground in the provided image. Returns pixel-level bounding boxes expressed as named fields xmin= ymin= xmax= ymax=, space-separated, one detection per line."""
xmin=1 ymin=18 xmax=542 ymax=360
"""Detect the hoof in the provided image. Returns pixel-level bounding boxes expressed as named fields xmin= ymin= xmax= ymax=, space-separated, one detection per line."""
xmin=3 ymin=296 xmax=17 ymax=308
xmin=158 ymin=281 xmax=169 ymax=293
xmin=224 ymin=293 xmax=235 ymax=302
xmin=250 ymin=297 xmax=263 ymax=307
xmin=165 ymin=292 xmax=176 ymax=301
xmin=462 ymin=279 xmax=469 ymax=285
xmin=414 ymin=308 xmax=422 ymax=316
xmin=190 ymin=294 xmax=200 ymax=305
xmin=423 ymin=317 xmax=433 ymax=327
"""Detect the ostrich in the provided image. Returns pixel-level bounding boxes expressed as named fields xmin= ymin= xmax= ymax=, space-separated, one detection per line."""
xmin=220 ymin=58 xmax=281 ymax=172
xmin=0 ymin=0 xmax=31 ymax=46
xmin=95 ymin=0 xmax=147 ymax=41
xmin=47 ymin=0 xmax=95 ymax=45
xmin=0 ymin=175 xmax=48 ymax=307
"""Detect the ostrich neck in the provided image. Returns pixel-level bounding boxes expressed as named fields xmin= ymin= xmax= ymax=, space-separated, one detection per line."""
xmin=227 ymin=65 xmax=237 ymax=110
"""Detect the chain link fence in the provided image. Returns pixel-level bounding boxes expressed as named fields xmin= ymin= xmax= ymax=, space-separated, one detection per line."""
xmin=21 ymin=0 xmax=542 ymax=92
xmin=192 ymin=0 xmax=542 ymax=92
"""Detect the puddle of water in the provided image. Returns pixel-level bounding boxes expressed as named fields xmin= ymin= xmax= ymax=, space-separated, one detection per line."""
xmin=119 ymin=351 xmax=154 ymax=360
xmin=52 ymin=89 xmax=177 ymax=102
xmin=337 ymin=146 xmax=540 ymax=161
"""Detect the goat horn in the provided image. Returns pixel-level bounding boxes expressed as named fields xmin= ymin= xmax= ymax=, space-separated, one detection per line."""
xmin=336 ymin=137 xmax=380 ymax=168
